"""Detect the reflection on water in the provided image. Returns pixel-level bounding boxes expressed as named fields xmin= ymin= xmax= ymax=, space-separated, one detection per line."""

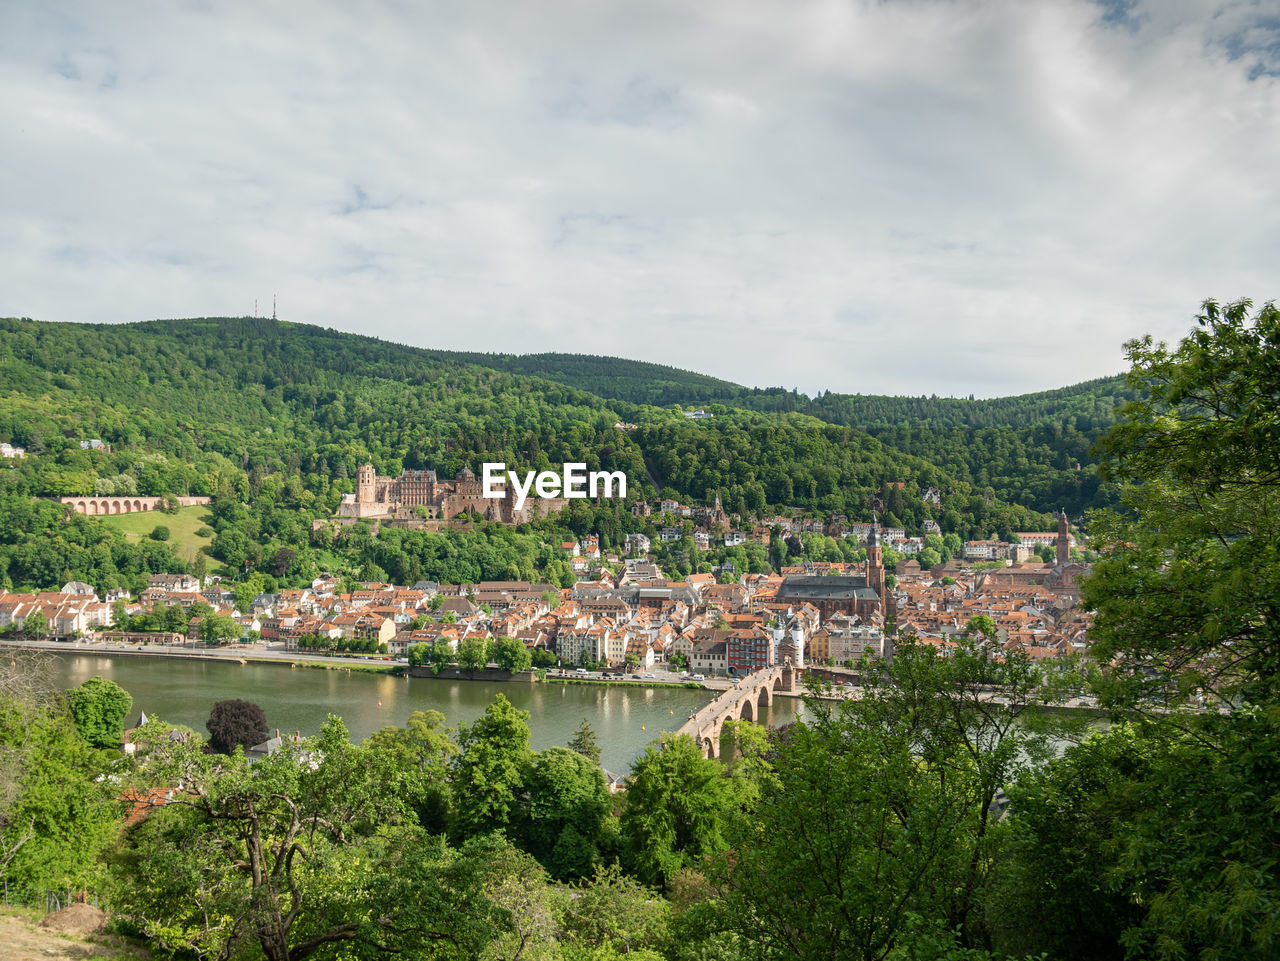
xmin=44 ymin=654 xmax=803 ymax=771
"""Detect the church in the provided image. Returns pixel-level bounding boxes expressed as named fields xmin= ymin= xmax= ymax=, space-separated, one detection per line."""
xmin=774 ymin=521 xmax=891 ymax=626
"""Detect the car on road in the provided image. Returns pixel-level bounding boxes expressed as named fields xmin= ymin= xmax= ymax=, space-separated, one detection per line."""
xmin=575 ymin=668 xmax=588 ymax=674
xmin=691 ymin=673 xmax=706 ymax=681
xmin=643 ymin=672 xmax=656 ymax=678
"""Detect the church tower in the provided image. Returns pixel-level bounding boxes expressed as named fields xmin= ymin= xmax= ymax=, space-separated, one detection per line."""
xmin=1056 ymin=510 xmax=1070 ymax=567
xmin=866 ymin=516 xmax=885 ymax=603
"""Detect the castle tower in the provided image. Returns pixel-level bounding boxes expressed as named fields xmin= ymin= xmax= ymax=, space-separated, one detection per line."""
xmin=866 ymin=516 xmax=885 ymax=604
xmin=357 ymin=464 xmax=377 ymax=505
xmin=1056 ymin=510 xmax=1070 ymax=567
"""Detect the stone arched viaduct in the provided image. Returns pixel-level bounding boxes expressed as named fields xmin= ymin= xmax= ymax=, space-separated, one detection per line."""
xmin=57 ymin=495 xmax=212 ymax=516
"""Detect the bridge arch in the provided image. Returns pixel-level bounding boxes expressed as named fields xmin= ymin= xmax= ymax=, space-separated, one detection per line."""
xmin=739 ymin=697 xmax=755 ymax=723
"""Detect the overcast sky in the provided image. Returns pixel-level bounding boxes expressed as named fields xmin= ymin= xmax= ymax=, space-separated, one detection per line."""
xmin=2 ymin=1 xmax=1276 ymax=397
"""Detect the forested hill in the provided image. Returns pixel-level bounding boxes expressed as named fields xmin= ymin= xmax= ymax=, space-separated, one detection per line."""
xmin=449 ymin=349 xmax=1130 ymax=431
xmin=417 ymin=350 xmax=1131 ymax=517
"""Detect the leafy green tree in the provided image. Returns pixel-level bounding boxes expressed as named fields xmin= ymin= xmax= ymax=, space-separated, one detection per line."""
xmin=65 ymin=676 xmax=133 ymax=748
xmin=113 ymin=716 xmax=451 ymax=961
xmin=149 ymin=525 xmax=170 ymax=541
xmin=620 ymin=734 xmax=736 ymax=887
xmin=1085 ymin=298 xmax=1280 ymax=709
xmin=427 ymin=637 xmax=455 ymax=674
xmin=514 ymin=746 xmax=612 ymax=880
xmin=0 ymin=662 xmax=118 ymax=892
xmin=568 ymin=718 xmax=602 ymax=766
xmin=205 ymin=698 xmax=268 ymax=754
xmin=21 ymin=609 xmax=47 ymax=639
xmin=452 ymin=694 xmax=533 ymax=837
xmin=457 ymin=636 xmax=489 ymax=672
xmin=362 ymin=709 xmax=455 ymax=834
xmin=198 ymin=611 xmax=239 ymax=645
xmin=560 ymin=862 xmax=670 ymax=957
xmin=491 ymin=635 xmax=532 ymax=673
xmin=716 ymin=637 xmax=1067 ymax=957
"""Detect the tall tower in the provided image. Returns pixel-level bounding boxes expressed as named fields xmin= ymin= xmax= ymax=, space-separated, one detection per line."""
xmin=866 ymin=515 xmax=885 ymax=603
xmin=357 ymin=464 xmax=377 ymax=505
xmin=1056 ymin=510 xmax=1070 ymax=567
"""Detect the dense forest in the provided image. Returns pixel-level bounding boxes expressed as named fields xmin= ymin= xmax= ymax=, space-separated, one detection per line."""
xmin=449 ymin=351 xmax=1132 ymax=517
xmin=0 ymin=316 xmax=1063 ymax=592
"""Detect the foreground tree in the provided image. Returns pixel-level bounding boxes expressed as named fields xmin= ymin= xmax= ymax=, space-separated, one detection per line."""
xmin=1005 ymin=298 xmax=1280 ymax=959
xmin=363 ymin=709 xmax=456 ymax=834
xmin=1085 ymin=298 xmax=1280 ymax=709
xmin=513 ymin=746 xmax=613 ymax=881
xmin=205 ymin=698 xmax=268 ymax=754
xmin=1 ymin=657 xmax=118 ymax=892
xmin=65 ymin=675 xmax=133 ymax=748
xmin=713 ymin=639 xmax=1065 ymax=959
xmin=620 ymin=734 xmax=736 ymax=888
xmin=451 ymin=694 xmax=533 ymax=837
xmin=115 ymin=716 xmax=508 ymax=961
xmin=567 ymin=718 xmax=602 ymax=766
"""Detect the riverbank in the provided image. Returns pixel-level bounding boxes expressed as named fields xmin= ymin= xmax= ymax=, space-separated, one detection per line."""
xmin=0 ymin=639 xmax=402 ymax=673
xmin=2 ymin=640 xmax=716 ymax=692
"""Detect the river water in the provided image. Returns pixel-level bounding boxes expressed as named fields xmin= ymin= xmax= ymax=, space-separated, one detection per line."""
xmin=45 ymin=654 xmax=804 ymax=771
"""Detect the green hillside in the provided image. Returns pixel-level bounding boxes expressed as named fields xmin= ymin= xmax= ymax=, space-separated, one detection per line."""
xmin=0 ymin=315 xmax=1060 ymax=591
xmin=99 ymin=504 xmax=223 ymax=571
xmin=442 ymin=351 xmax=1131 ymax=516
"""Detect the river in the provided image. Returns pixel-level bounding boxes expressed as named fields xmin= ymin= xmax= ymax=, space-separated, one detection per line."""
xmin=44 ymin=654 xmax=804 ymax=771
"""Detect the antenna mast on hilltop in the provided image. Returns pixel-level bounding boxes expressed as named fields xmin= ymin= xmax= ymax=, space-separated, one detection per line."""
xmin=273 ymin=294 xmax=277 ymax=320
xmin=254 ymin=299 xmax=258 ymax=318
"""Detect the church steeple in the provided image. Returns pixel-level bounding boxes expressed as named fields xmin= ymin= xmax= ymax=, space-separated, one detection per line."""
xmin=1056 ymin=509 xmax=1070 ymax=567
xmin=866 ymin=514 xmax=884 ymax=600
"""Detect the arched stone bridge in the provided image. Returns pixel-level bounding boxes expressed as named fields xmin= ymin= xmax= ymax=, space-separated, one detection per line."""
xmin=676 ymin=664 xmax=798 ymax=758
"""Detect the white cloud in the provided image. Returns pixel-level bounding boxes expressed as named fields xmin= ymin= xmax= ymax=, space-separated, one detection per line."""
xmin=1 ymin=0 xmax=1276 ymax=396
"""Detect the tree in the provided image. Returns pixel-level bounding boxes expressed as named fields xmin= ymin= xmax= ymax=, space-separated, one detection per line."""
xmin=199 ymin=611 xmax=239 ymax=645
xmin=513 ymin=746 xmax=612 ymax=880
xmin=1051 ymin=299 xmax=1280 ymax=958
xmin=21 ymin=609 xmax=47 ymax=639
xmin=620 ymin=734 xmax=736 ymax=887
xmin=427 ymin=637 xmax=455 ymax=674
xmin=452 ymin=694 xmax=533 ymax=837
xmin=363 ymin=710 xmax=456 ymax=835
xmin=114 ymin=716 xmax=470 ymax=961
xmin=65 ymin=676 xmax=133 ymax=748
xmin=715 ymin=637 xmax=1068 ymax=957
xmin=491 ymin=635 xmax=532 ymax=674
xmin=1085 ymin=298 xmax=1280 ymax=709
xmin=205 ymin=698 xmax=268 ymax=754
xmin=1 ymin=656 xmax=118 ymax=893
xmin=568 ymin=718 xmax=602 ymax=766
xmin=457 ymin=636 xmax=489 ymax=673
xmin=149 ymin=525 xmax=170 ymax=541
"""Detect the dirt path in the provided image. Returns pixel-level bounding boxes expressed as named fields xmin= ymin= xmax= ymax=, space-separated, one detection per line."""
xmin=0 ymin=910 xmax=147 ymax=961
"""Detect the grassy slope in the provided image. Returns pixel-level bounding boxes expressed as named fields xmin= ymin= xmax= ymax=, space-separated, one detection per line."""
xmin=99 ymin=505 xmax=222 ymax=571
